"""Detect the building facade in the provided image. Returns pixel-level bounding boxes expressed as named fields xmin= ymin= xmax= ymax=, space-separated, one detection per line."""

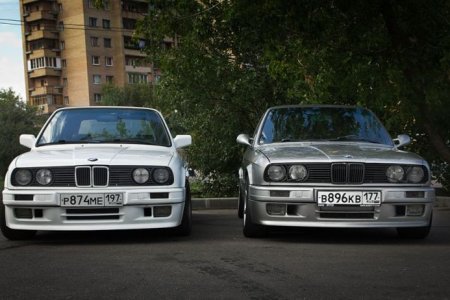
xmin=20 ymin=0 xmax=162 ymax=114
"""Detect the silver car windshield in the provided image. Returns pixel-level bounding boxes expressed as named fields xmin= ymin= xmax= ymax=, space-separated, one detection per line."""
xmin=259 ymin=106 xmax=393 ymax=146
xmin=37 ymin=108 xmax=171 ymax=147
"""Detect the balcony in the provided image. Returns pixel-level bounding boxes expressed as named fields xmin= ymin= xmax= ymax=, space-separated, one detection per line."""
xmin=30 ymin=86 xmax=63 ymax=97
xmin=26 ymin=30 xmax=58 ymax=41
xmin=28 ymin=49 xmax=58 ymax=59
xmin=23 ymin=0 xmax=47 ymax=4
xmin=28 ymin=68 xmax=61 ymax=78
xmin=125 ymin=65 xmax=151 ymax=73
xmin=25 ymin=10 xmax=58 ymax=22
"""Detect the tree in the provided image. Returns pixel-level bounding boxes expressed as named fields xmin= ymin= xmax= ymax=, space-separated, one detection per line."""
xmin=137 ymin=0 xmax=450 ymax=193
xmin=101 ymin=83 xmax=155 ymax=107
xmin=0 ymin=89 xmax=41 ymax=181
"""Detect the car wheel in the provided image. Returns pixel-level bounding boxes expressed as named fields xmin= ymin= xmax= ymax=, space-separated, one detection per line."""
xmin=173 ymin=181 xmax=192 ymax=236
xmin=0 ymin=200 xmax=36 ymax=240
xmin=243 ymin=182 xmax=266 ymax=238
xmin=397 ymin=213 xmax=432 ymax=239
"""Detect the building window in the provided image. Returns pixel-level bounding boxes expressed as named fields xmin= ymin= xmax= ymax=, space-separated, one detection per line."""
xmin=60 ymin=41 xmax=65 ymax=50
xmin=90 ymin=37 xmax=99 ymax=47
xmin=88 ymin=0 xmax=95 ymax=8
xmin=106 ymin=75 xmax=114 ymax=83
xmin=63 ymin=78 xmax=68 ymax=86
xmin=62 ymin=59 xmax=67 ymax=68
xmin=28 ymin=57 xmax=61 ymax=70
xmin=123 ymin=18 xmax=137 ymax=30
xmin=92 ymin=56 xmax=100 ymax=65
xmin=64 ymin=96 xmax=69 ymax=105
xmin=94 ymin=93 xmax=102 ymax=103
xmin=103 ymin=0 xmax=110 ymax=10
xmin=105 ymin=56 xmax=113 ymax=66
xmin=103 ymin=19 xmax=111 ymax=29
xmin=89 ymin=17 xmax=97 ymax=27
xmin=104 ymin=38 xmax=112 ymax=48
xmin=58 ymin=21 xmax=64 ymax=31
xmin=128 ymin=73 xmax=148 ymax=84
xmin=93 ymin=74 xmax=101 ymax=84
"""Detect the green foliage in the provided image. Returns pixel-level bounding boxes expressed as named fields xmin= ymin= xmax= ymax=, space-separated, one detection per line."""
xmin=0 ymin=89 xmax=42 ymax=179
xmin=100 ymin=83 xmax=155 ymax=107
xmin=135 ymin=0 xmax=450 ymax=194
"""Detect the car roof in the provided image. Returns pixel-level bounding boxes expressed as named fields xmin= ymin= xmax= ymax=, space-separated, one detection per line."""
xmin=53 ymin=106 xmax=160 ymax=113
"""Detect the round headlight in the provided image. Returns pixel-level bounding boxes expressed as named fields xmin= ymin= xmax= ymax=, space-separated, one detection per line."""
xmin=289 ymin=165 xmax=308 ymax=181
xmin=407 ymin=166 xmax=425 ymax=183
xmin=267 ymin=165 xmax=286 ymax=181
xmin=14 ymin=169 xmax=32 ymax=186
xmin=153 ymin=168 xmax=170 ymax=184
xmin=133 ymin=168 xmax=150 ymax=184
xmin=36 ymin=169 xmax=52 ymax=185
xmin=386 ymin=165 xmax=405 ymax=183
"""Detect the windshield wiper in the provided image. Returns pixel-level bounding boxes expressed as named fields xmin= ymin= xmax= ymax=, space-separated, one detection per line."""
xmin=332 ymin=135 xmax=381 ymax=144
xmin=110 ymin=138 xmax=157 ymax=145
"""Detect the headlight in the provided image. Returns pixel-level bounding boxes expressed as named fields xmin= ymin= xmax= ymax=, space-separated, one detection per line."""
xmin=153 ymin=168 xmax=170 ymax=184
xmin=289 ymin=165 xmax=308 ymax=181
xmin=36 ymin=169 xmax=52 ymax=185
xmin=14 ymin=169 xmax=32 ymax=186
xmin=407 ymin=166 xmax=425 ymax=183
xmin=386 ymin=165 xmax=405 ymax=182
xmin=133 ymin=168 xmax=150 ymax=184
xmin=267 ymin=165 xmax=286 ymax=181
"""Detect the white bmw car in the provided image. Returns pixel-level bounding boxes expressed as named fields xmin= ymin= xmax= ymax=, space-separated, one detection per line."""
xmin=1 ymin=107 xmax=192 ymax=240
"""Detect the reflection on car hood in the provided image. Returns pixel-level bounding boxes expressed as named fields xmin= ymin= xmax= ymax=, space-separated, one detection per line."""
xmin=258 ymin=142 xmax=424 ymax=164
xmin=14 ymin=145 xmax=174 ymax=168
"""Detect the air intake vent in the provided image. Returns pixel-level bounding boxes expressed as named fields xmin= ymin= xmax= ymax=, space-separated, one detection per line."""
xmin=331 ymin=163 xmax=364 ymax=184
xmin=75 ymin=166 xmax=109 ymax=187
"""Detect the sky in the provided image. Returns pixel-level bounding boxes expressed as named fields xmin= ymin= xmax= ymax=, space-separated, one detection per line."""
xmin=0 ymin=0 xmax=26 ymax=100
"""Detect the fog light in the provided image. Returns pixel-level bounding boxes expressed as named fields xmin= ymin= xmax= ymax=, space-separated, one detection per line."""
xmin=266 ymin=203 xmax=286 ymax=215
xmin=406 ymin=204 xmax=425 ymax=216
xmin=405 ymin=191 xmax=425 ymax=198
xmin=154 ymin=206 xmax=172 ymax=217
xmin=14 ymin=208 xmax=33 ymax=219
xmin=270 ymin=190 xmax=290 ymax=197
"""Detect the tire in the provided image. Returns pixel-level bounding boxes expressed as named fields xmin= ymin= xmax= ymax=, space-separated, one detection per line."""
xmin=243 ymin=183 xmax=266 ymax=238
xmin=237 ymin=186 xmax=244 ymax=219
xmin=0 ymin=200 xmax=36 ymax=240
xmin=173 ymin=182 xmax=192 ymax=236
xmin=397 ymin=213 xmax=432 ymax=239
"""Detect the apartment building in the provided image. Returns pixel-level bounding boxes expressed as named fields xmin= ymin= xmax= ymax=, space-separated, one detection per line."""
xmin=20 ymin=0 xmax=163 ymax=114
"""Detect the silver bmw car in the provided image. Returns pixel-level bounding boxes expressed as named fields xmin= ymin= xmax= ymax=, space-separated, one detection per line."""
xmin=236 ymin=105 xmax=435 ymax=238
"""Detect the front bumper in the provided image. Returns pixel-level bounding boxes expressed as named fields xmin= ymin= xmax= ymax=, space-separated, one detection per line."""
xmin=2 ymin=187 xmax=186 ymax=231
xmin=248 ymin=185 xmax=435 ymax=228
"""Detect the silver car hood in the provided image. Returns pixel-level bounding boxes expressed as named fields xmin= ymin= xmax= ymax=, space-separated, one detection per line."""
xmin=257 ymin=142 xmax=425 ymax=164
xmin=13 ymin=144 xmax=174 ymax=168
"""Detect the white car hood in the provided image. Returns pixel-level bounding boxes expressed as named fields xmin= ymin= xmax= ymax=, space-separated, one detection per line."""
xmin=14 ymin=144 xmax=174 ymax=168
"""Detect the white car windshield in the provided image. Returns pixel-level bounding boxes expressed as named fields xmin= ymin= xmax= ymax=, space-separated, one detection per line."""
xmin=37 ymin=108 xmax=171 ymax=147
xmin=259 ymin=106 xmax=393 ymax=146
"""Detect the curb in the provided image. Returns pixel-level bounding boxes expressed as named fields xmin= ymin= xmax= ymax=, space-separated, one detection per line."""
xmin=192 ymin=196 xmax=450 ymax=210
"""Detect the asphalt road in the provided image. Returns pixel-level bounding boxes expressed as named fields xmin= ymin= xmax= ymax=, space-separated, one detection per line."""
xmin=0 ymin=208 xmax=449 ymax=300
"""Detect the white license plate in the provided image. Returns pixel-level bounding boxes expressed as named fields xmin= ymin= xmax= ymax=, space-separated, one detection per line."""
xmin=317 ymin=191 xmax=381 ymax=206
xmin=60 ymin=193 xmax=123 ymax=207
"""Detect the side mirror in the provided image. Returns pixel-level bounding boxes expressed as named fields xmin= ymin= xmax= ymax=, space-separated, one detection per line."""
xmin=173 ymin=135 xmax=192 ymax=149
xmin=236 ymin=134 xmax=252 ymax=146
xmin=393 ymin=134 xmax=411 ymax=148
xmin=20 ymin=134 xmax=36 ymax=149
